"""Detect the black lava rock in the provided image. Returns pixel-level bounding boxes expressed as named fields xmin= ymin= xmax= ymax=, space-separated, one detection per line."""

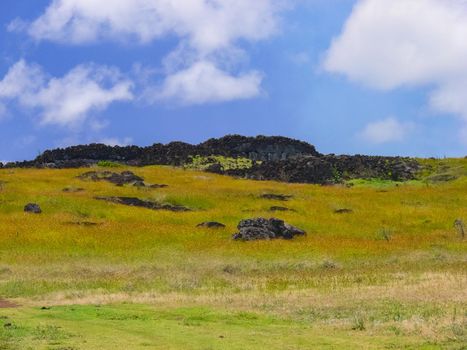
xmin=95 ymin=197 xmax=190 ymax=212
xmin=233 ymin=218 xmax=306 ymax=241
xmin=24 ymin=203 xmax=42 ymax=214
xmin=260 ymin=194 xmax=293 ymax=201
xmin=197 ymin=222 xmax=226 ymax=229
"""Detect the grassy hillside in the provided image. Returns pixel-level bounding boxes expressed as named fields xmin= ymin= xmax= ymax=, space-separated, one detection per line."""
xmin=0 ymin=159 xmax=466 ymax=349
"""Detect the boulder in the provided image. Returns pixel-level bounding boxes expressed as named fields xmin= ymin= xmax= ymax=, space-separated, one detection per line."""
xmin=95 ymin=196 xmax=190 ymax=212
xmin=334 ymin=208 xmax=353 ymax=214
xmin=232 ymin=218 xmax=306 ymax=241
xmin=24 ymin=203 xmax=42 ymax=214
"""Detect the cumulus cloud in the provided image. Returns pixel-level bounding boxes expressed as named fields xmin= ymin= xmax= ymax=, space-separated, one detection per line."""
xmin=13 ymin=0 xmax=285 ymax=105
xmin=23 ymin=0 xmax=282 ymax=51
xmin=0 ymin=60 xmax=133 ymax=127
xmin=152 ymin=61 xmax=262 ymax=105
xmin=323 ymin=0 xmax=467 ymax=142
xmin=359 ymin=117 xmax=415 ymax=144
xmin=96 ymin=137 xmax=133 ymax=147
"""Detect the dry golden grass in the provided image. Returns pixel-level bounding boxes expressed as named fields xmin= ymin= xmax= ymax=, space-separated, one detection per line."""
xmin=0 ymin=163 xmax=466 ymax=348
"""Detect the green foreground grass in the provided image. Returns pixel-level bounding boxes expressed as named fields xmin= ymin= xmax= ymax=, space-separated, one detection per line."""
xmin=0 ymin=159 xmax=466 ymax=349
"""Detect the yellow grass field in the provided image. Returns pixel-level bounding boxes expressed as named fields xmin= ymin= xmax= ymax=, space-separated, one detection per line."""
xmin=0 ymin=160 xmax=466 ymax=349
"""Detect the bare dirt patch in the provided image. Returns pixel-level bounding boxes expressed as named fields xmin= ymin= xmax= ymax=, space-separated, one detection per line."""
xmin=0 ymin=299 xmax=18 ymax=308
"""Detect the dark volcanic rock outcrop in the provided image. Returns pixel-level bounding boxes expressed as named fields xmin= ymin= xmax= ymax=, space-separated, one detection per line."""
xmin=198 ymin=135 xmax=320 ymax=161
xmin=4 ymin=135 xmax=421 ymax=185
xmin=232 ymin=218 xmax=306 ymax=241
xmin=29 ymin=135 xmax=318 ymax=168
xmin=228 ymin=155 xmax=420 ymax=184
xmin=95 ymin=196 xmax=190 ymax=212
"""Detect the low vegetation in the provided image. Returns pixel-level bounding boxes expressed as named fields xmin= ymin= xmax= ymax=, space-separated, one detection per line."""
xmin=0 ymin=158 xmax=466 ymax=349
xmin=184 ymin=155 xmax=255 ymax=171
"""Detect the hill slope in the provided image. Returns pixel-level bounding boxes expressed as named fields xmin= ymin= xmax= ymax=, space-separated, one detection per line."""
xmin=0 ymin=162 xmax=466 ymax=349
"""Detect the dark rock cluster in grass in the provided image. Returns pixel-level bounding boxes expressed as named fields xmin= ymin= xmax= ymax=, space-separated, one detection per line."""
xmin=224 ymin=155 xmax=420 ymax=184
xmin=95 ymin=196 xmax=190 ymax=212
xmin=78 ymin=170 xmax=143 ymax=185
xmin=232 ymin=218 xmax=306 ymax=241
xmin=24 ymin=203 xmax=41 ymax=214
xmin=78 ymin=170 xmax=167 ymax=188
xmin=260 ymin=193 xmax=293 ymax=201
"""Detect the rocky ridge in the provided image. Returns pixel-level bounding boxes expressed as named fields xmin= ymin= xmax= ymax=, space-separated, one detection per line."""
xmin=1 ymin=135 xmax=420 ymax=184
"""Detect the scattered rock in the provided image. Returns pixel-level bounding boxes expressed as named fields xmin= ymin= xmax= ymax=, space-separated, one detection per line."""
xmin=78 ymin=170 xmax=143 ymax=186
xmin=197 ymin=222 xmax=226 ymax=229
xmin=269 ymin=206 xmax=295 ymax=212
xmin=132 ymin=180 xmax=146 ymax=188
xmin=24 ymin=203 xmax=41 ymax=214
xmin=149 ymin=184 xmax=168 ymax=189
xmin=133 ymin=182 xmax=168 ymax=189
xmin=334 ymin=208 xmax=353 ymax=214
xmin=260 ymin=194 xmax=293 ymax=201
xmin=232 ymin=218 xmax=306 ymax=241
xmin=95 ymin=196 xmax=190 ymax=212
xmin=63 ymin=221 xmax=100 ymax=227
xmin=62 ymin=187 xmax=85 ymax=193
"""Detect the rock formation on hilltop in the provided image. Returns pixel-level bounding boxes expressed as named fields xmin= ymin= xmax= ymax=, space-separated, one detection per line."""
xmin=13 ymin=135 xmax=319 ymax=168
xmin=2 ymin=134 xmax=421 ymax=184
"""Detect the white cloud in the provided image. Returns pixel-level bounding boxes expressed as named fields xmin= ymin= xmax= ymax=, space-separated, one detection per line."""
xmin=23 ymin=0 xmax=282 ymax=51
xmin=0 ymin=60 xmax=133 ymax=127
xmin=323 ymin=0 xmax=467 ymax=141
xmin=359 ymin=117 xmax=415 ymax=144
xmin=96 ymin=137 xmax=133 ymax=147
xmin=14 ymin=0 xmax=286 ymax=105
xmin=153 ymin=61 xmax=262 ymax=105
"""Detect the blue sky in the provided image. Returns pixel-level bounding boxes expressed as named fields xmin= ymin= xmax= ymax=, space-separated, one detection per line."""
xmin=0 ymin=0 xmax=466 ymax=162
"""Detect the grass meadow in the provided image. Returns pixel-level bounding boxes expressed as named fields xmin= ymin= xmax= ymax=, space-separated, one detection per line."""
xmin=0 ymin=159 xmax=466 ymax=349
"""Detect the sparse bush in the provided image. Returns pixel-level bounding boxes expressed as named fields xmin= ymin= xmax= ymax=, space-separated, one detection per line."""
xmin=454 ymin=219 xmax=465 ymax=239
xmin=185 ymin=155 xmax=254 ymax=171
xmin=97 ymin=160 xmax=121 ymax=168
xmin=376 ymin=227 xmax=393 ymax=241
xmin=320 ymin=260 xmax=339 ymax=270
xmin=351 ymin=315 xmax=366 ymax=331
